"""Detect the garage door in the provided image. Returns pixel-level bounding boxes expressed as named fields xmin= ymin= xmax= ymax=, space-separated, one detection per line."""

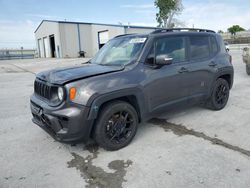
xmin=38 ymin=39 xmax=44 ymax=58
xmin=43 ymin=37 xmax=49 ymax=58
xmin=98 ymin=30 xmax=109 ymax=49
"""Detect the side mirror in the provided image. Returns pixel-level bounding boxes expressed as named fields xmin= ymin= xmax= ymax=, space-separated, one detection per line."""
xmin=155 ymin=55 xmax=173 ymax=65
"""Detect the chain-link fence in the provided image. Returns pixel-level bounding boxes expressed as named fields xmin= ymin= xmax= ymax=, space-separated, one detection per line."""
xmin=0 ymin=49 xmax=37 ymax=60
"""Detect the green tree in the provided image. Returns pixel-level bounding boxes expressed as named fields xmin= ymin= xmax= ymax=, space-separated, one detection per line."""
xmin=218 ymin=30 xmax=224 ymax=34
xmin=227 ymin=25 xmax=245 ymax=35
xmin=155 ymin=0 xmax=183 ymax=28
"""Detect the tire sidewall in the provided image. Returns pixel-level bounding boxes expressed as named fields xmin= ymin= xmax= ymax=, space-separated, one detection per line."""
xmin=210 ymin=78 xmax=230 ymax=110
xmin=246 ymin=65 xmax=250 ymax=75
xmin=94 ymin=101 xmax=138 ymax=151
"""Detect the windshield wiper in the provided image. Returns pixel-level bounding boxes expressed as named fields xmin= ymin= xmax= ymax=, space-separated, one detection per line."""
xmin=97 ymin=63 xmax=125 ymax=69
xmin=81 ymin=59 xmax=91 ymax=64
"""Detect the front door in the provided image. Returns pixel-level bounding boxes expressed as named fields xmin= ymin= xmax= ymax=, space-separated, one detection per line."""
xmin=143 ymin=36 xmax=189 ymax=112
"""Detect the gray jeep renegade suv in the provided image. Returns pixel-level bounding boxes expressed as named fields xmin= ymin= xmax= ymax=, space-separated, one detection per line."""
xmin=30 ymin=28 xmax=234 ymax=150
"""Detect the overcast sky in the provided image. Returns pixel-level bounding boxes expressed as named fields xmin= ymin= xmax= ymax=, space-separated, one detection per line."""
xmin=0 ymin=0 xmax=250 ymax=48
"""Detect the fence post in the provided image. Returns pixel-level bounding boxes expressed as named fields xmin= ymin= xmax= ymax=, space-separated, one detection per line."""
xmin=21 ymin=47 xmax=23 ymax=59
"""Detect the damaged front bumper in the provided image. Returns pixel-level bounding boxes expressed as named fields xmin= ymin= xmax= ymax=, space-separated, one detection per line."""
xmin=30 ymin=94 xmax=94 ymax=142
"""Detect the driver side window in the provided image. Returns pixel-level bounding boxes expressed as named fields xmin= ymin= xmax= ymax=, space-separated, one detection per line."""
xmin=146 ymin=36 xmax=186 ymax=65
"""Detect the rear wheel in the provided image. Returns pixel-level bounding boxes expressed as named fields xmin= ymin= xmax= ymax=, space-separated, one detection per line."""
xmin=94 ymin=101 xmax=138 ymax=151
xmin=207 ymin=78 xmax=230 ymax=110
xmin=246 ymin=65 xmax=250 ymax=75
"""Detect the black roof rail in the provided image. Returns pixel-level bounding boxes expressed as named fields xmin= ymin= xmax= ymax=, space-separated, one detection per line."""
xmin=151 ymin=28 xmax=215 ymax=34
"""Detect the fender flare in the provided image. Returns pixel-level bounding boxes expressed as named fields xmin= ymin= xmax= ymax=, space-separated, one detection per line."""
xmin=208 ymin=67 xmax=234 ymax=97
xmin=86 ymin=88 xmax=146 ymax=121
xmin=215 ymin=67 xmax=234 ymax=88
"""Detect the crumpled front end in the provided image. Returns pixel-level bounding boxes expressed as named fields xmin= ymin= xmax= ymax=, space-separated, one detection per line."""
xmin=30 ymin=79 xmax=94 ymax=142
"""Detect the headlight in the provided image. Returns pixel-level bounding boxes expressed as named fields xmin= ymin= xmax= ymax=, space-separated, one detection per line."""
xmin=57 ymin=87 xmax=64 ymax=101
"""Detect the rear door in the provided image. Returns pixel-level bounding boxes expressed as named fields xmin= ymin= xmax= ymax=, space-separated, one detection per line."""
xmin=185 ymin=34 xmax=218 ymax=101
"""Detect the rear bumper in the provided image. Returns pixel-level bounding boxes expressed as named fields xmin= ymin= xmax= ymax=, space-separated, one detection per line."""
xmin=30 ymin=94 xmax=94 ymax=142
xmin=243 ymin=55 xmax=250 ymax=65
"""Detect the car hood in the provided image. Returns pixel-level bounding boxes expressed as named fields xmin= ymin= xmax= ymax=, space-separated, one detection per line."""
xmin=36 ymin=63 xmax=124 ymax=85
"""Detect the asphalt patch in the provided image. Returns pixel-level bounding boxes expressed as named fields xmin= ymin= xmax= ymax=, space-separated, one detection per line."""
xmin=67 ymin=144 xmax=133 ymax=188
xmin=149 ymin=118 xmax=250 ymax=157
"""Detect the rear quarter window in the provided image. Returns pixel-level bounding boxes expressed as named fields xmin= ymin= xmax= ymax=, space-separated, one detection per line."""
xmin=210 ymin=36 xmax=219 ymax=56
xmin=189 ymin=36 xmax=210 ymax=60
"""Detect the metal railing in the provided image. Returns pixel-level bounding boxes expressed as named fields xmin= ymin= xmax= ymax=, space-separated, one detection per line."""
xmin=228 ymin=44 xmax=250 ymax=50
xmin=0 ymin=49 xmax=37 ymax=60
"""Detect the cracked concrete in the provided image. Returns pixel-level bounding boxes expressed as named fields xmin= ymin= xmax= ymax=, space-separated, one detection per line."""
xmin=149 ymin=118 xmax=250 ymax=157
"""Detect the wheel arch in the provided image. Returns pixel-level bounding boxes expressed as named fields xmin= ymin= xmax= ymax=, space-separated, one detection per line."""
xmin=217 ymin=73 xmax=233 ymax=89
xmin=87 ymin=88 xmax=146 ymax=123
xmin=207 ymin=69 xmax=233 ymax=99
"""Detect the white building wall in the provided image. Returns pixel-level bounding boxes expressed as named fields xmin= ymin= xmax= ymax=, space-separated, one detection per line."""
xmin=35 ymin=21 xmax=61 ymax=58
xmin=221 ymin=31 xmax=250 ymax=40
xmin=59 ymin=23 xmax=79 ymax=58
xmin=35 ymin=21 xmax=159 ymax=58
xmin=79 ymin=24 xmax=93 ymax=57
xmin=91 ymin=25 xmax=125 ymax=56
xmin=125 ymin=27 xmax=156 ymax=34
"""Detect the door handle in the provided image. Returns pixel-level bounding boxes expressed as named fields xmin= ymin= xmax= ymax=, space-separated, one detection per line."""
xmin=178 ymin=67 xmax=189 ymax=73
xmin=208 ymin=61 xmax=217 ymax=67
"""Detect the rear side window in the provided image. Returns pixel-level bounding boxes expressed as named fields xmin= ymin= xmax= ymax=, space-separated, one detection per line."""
xmin=190 ymin=36 xmax=210 ymax=60
xmin=155 ymin=37 xmax=186 ymax=63
xmin=210 ymin=36 xmax=219 ymax=55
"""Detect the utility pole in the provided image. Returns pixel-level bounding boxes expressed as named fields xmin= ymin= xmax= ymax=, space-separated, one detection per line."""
xmin=21 ymin=46 xmax=23 ymax=59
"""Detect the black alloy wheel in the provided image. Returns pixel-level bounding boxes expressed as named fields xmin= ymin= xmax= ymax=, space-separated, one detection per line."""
xmin=105 ymin=110 xmax=134 ymax=144
xmin=94 ymin=101 xmax=138 ymax=151
xmin=215 ymin=83 xmax=229 ymax=106
xmin=207 ymin=78 xmax=230 ymax=110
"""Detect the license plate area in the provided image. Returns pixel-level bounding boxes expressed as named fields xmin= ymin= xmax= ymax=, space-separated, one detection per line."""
xmin=31 ymin=102 xmax=42 ymax=115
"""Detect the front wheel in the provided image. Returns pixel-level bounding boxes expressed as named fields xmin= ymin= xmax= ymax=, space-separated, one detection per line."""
xmin=93 ymin=101 xmax=138 ymax=151
xmin=246 ymin=65 xmax=250 ymax=75
xmin=206 ymin=78 xmax=230 ymax=110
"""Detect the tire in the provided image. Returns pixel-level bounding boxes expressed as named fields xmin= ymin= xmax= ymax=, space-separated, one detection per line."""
xmin=93 ymin=101 xmax=138 ymax=151
xmin=246 ymin=65 xmax=250 ymax=75
xmin=206 ymin=78 xmax=230 ymax=111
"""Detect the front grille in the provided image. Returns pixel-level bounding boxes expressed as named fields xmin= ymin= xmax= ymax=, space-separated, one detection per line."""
xmin=34 ymin=80 xmax=52 ymax=100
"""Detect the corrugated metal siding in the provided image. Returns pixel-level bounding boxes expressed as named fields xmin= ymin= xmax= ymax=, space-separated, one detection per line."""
xmin=35 ymin=21 xmax=158 ymax=58
xmin=91 ymin=25 xmax=125 ymax=55
xmin=79 ymin=24 xmax=93 ymax=57
xmin=125 ymin=27 xmax=156 ymax=34
xmin=35 ymin=21 xmax=61 ymax=58
xmin=59 ymin=23 xmax=79 ymax=58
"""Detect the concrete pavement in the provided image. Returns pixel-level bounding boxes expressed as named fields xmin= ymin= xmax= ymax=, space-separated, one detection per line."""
xmin=0 ymin=51 xmax=249 ymax=188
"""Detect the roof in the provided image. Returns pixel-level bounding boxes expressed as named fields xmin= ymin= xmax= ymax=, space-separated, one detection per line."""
xmin=34 ymin=20 xmax=160 ymax=33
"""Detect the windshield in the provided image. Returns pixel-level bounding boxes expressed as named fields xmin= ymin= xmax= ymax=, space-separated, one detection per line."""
xmin=91 ymin=36 xmax=147 ymax=66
